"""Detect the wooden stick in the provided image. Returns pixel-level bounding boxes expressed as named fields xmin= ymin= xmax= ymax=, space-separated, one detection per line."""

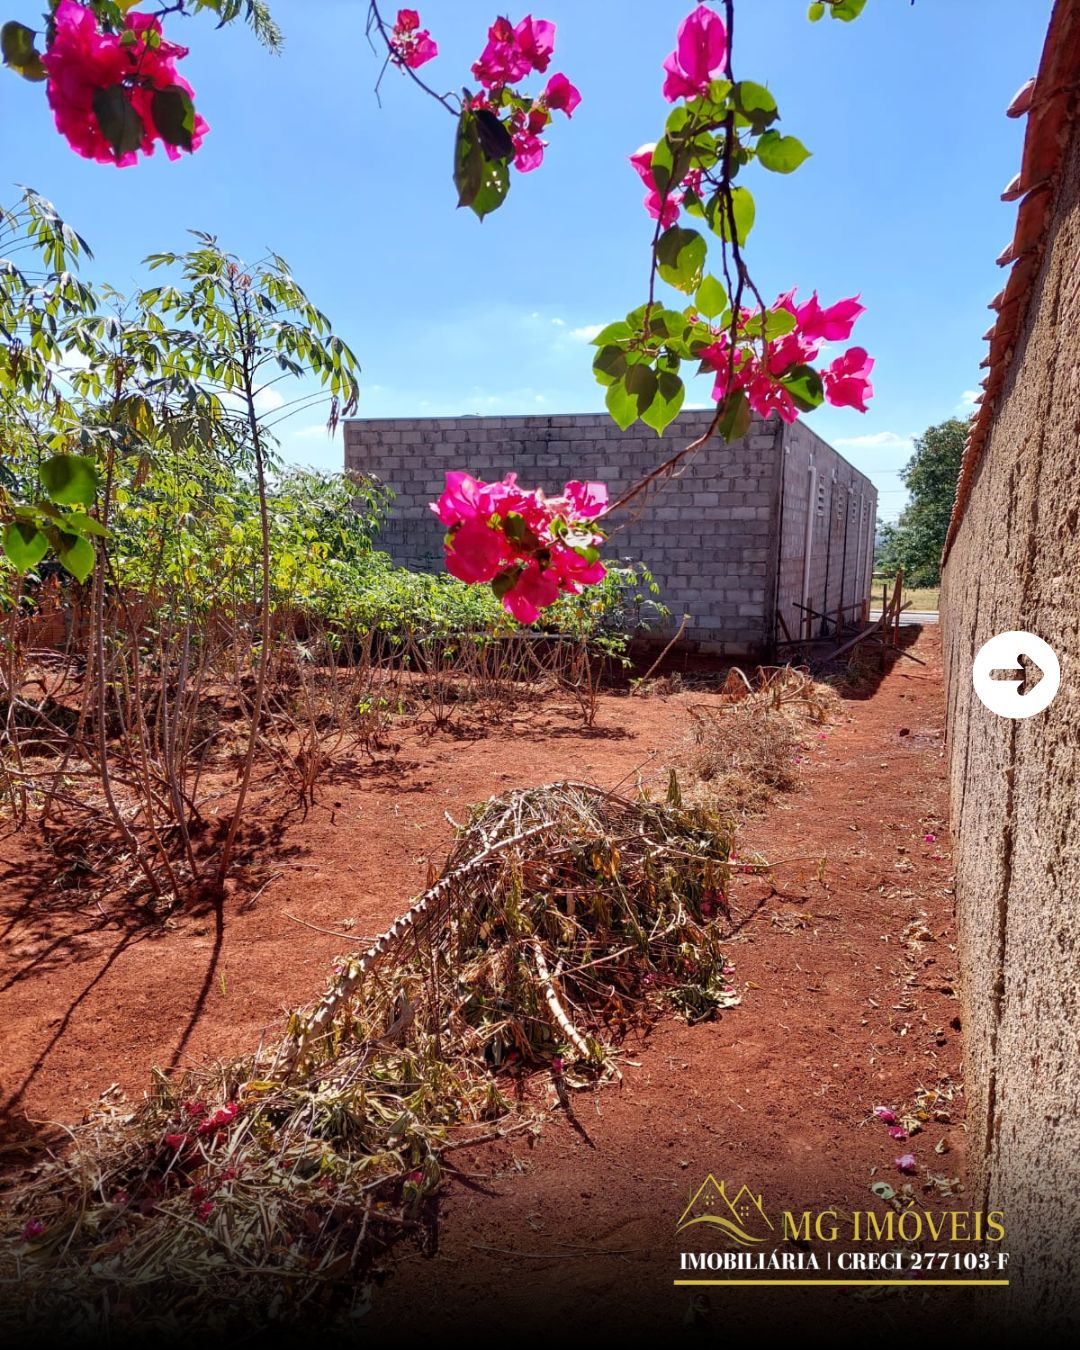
xmin=635 ymin=612 xmax=690 ymax=689
xmin=282 ymin=820 xmax=555 ymax=1073
xmin=531 ymin=938 xmax=591 ymax=1061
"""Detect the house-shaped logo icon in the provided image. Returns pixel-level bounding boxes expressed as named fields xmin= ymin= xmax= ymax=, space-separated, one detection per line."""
xmin=676 ymin=1175 xmax=775 ymax=1246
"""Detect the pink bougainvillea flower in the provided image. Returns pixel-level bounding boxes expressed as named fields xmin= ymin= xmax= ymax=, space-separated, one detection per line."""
xmin=508 ymin=105 xmax=549 ymax=172
xmin=541 ymin=71 xmax=581 ymax=117
xmin=895 ymin=1153 xmax=917 ymax=1173
xmin=923 ymin=832 xmax=938 ymax=844
xmin=194 ymin=1200 xmax=215 ymax=1222
xmin=445 ymin=517 xmax=515 ymax=584
xmin=662 ymin=4 xmax=728 ymax=103
xmin=472 ymin=14 xmax=556 ymax=88
xmin=43 ymin=0 xmax=208 ymax=166
xmin=794 ymin=292 xmax=865 ymax=343
xmin=552 ymin=1056 xmax=566 ymax=1074
xmin=431 ymin=470 xmax=504 ymax=526
xmin=824 ymin=346 xmax=874 ymax=412
xmin=390 ymin=8 xmax=438 ymax=69
xmin=197 ymin=1102 xmax=241 ymax=1136
xmin=432 ymin=472 xmax=606 ymax=621
xmin=873 ymin=1105 xmax=898 ymax=1123
xmin=511 ymin=15 xmax=556 ymax=74
xmin=888 ymin=1125 xmax=909 ymax=1140
xmin=164 ymin=1132 xmax=188 ymax=1151
xmin=550 ymin=548 xmax=607 ymax=593
xmin=562 ymin=480 xmax=608 ymax=518
xmin=21 ymin=1218 xmax=45 ymax=1241
xmin=503 ymin=560 xmax=562 ymax=623
xmin=629 ymin=143 xmax=683 ymax=227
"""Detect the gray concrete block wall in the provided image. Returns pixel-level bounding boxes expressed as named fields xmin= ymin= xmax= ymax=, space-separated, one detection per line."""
xmin=343 ymin=409 xmax=875 ymax=655
xmin=776 ymin=420 xmax=877 ymax=641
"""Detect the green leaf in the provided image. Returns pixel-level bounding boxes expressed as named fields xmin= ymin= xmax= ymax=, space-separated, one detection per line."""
xmin=151 ymin=84 xmax=196 ymax=151
xmin=92 ymin=86 xmax=145 ymax=161
xmin=593 ymin=344 xmax=628 ymax=386
xmin=780 ymin=363 xmax=825 ymax=412
xmin=491 ymin=569 xmax=517 ymax=601
xmin=808 ymin=2 xmax=825 ymax=19
xmin=454 ymin=110 xmax=510 ymax=220
xmin=707 ymin=186 xmax=756 ymax=245
xmin=454 ymin=106 xmax=512 ymax=219
xmin=605 ymin=377 xmax=639 ymax=431
xmin=741 ymin=306 xmax=797 ymax=341
xmin=656 ymin=227 xmax=707 ymax=295
xmin=757 ymin=130 xmax=812 ymax=174
xmin=716 ymin=389 xmax=751 ymax=443
xmin=651 ymin=136 xmax=691 ymax=198
xmin=624 ymin=361 xmax=659 ymax=414
xmin=61 ymin=513 xmax=109 ymax=539
xmin=650 ymin=136 xmax=675 ymax=197
xmin=665 ymin=105 xmax=693 ymax=136
xmin=733 ymin=81 xmax=779 ymax=133
xmin=473 ymin=106 xmax=514 ymax=161
xmin=695 ymin=274 xmax=728 ymax=320
xmin=831 ymin=0 xmax=868 ymax=19
xmin=590 ymin=321 xmax=633 ymax=346
xmin=640 ymin=370 xmax=685 ymax=435
xmin=1 ymin=20 xmax=46 ymax=80
xmin=40 ymin=454 xmax=100 ymax=507
xmin=3 ymin=520 xmax=48 ymax=572
xmin=56 ymin=530 xmax=95 ymax=584
xmin=652 ymin=308 xmax=689 ymax=340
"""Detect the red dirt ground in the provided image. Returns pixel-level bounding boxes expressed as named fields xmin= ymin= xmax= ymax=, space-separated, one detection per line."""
xmin=1 ymin=628 xmax=980 ymax=1335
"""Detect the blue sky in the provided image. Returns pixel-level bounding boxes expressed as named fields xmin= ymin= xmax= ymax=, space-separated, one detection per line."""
xmin=3 ymin=0 xmax=1051 ymax=519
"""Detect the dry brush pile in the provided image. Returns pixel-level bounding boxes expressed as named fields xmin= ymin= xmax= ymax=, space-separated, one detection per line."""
xmin=1 ymin=780 xmax=738 ymax=1338
xmin=672 ymin=664 xmax=839 ymax=815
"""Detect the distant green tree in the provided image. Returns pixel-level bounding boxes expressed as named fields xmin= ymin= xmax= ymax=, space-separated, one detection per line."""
xmin=876 ymin=417 xmax=969 ymax=587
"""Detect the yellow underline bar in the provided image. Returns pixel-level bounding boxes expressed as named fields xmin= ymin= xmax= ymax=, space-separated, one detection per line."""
xmin=674 ymin=1279 xmax=1009 ymax=1287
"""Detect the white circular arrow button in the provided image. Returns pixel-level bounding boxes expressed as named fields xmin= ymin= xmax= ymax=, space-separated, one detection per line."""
xmin=972 ymin=630 xmax=1061 ymax=719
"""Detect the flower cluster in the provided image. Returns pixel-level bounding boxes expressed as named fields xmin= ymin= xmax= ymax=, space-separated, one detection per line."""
xmin=469 ymin=15 xmax=580 ymax=174
xmin=388 ymin=8 xmax=438 ymax=70
xmin=430 ymin=471 xmax=607 ymax=623
xmin=661 ymin=3 xmax=728 ymax=103
xmin=42 ymin=1 xmax=208 ymax=166
xmin=472 ymin=14 xmax=555 ymax=87
xmin=164 ymin=1099 xmax=241 ymax=1152
xmin=699 ymin=289 xmax=873 ymax=422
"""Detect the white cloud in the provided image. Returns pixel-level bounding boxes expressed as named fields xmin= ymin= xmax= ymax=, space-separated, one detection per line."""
xmin=833 ymin=431 xmax=913 ymax=451
xmin=568 ymin=323 xmax=603 ymax=342
xmin=550 ymin=317 xmax=565 ymax=327
xmin=956 ymin=389 xmax=980 ymax=412
xmin=290 ymin=421 xmax=339 ymax=441
xmin=254 ymin=386 xmax=285 ymax=414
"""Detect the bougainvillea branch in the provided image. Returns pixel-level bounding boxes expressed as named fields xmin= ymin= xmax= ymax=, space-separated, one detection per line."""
xmin=1 ymin=0 xmax=280 ymax=165
xmin=417 ymin=2 xmax=873 ymax=619
xmin=366 ymin=2 xmax=579 ymax=217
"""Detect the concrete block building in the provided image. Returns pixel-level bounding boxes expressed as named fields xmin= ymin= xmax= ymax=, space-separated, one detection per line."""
xmin=344 ymin=409 xmax=877 ymax=656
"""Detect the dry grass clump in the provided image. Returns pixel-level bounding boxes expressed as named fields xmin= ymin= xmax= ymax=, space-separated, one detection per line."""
xmin=675 ymin=665 xmax=838 ymax=815
xmin=1 ymin=781 xmax=737 ymax=1340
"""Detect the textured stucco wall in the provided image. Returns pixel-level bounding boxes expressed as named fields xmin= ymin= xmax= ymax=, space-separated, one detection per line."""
xmin=940 ymin=110 xmax=1080 ymax=1328
xmin=344 ymin=410 xmax=875 ymax=654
